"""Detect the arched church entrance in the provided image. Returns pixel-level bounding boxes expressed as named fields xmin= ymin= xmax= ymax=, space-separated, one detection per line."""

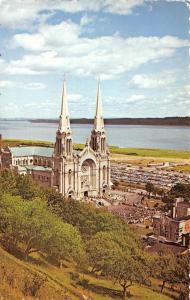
xmin=81 ymin=159 xmax=96 ymax=196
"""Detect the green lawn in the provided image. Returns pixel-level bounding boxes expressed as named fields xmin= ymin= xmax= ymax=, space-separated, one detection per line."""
xmin=166 ymin=165 xmax=190 ymax=173
xmin=109 ymin=145 xmax=190 ymax=159
xmin=2 ymin=138 xmax=190 ymax=159
xmin=2 ymin=138 xmax=54 ymax=147
xmin=0 ymin=246 xmax=177 ymax=300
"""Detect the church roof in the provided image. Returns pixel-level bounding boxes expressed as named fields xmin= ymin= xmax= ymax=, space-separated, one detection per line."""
xmin=26 ymin=165 xmax=52 ymax=172
xmin=9 ymin=146 xmax=54 ymax=157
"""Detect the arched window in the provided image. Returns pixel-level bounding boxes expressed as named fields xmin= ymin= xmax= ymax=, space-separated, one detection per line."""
xmin=68 ymin=169 xmax=72 ymax=185
xmin=59 ymin=139 xmax=62 ymax=154
xmin=101 ymin=138 xmax=106 ymax=152
xmin=93 ymin=137 xmax=96 ymax=150
xmin=103 ymin=166 xmax=106 ymax=181
xmin=101 ymin=138 xmax=103 ymax=152
xmin=66 ymin=140 xmax=69 ymax=155
xmin=66 ymin=139 xmax=72 ymax=155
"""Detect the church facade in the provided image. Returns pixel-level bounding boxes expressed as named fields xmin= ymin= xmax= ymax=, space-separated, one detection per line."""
xmin=0 ymin=81 xmax=111 ymax=199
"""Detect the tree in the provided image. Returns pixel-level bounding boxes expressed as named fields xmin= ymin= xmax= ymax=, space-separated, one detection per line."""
xmin=107 ymin=253 xmax=149 ymax=299
xmin=145 ymin=182 xmax=155 ymax=199
xmin=0 ymin=194 xmax=83 ymax=263
xmin=87 ymin=231 xmax=123 ymax=273
xmin=174 ymin=254 xmax=189 ymax=299
xmin=156 ymin=188 xmax=165 ymax=200
xmin=0 ymin=169 xmax=17 ymax=196
xmin=154 ymin=253 xmax=176 ymax=293
xmin=15 ymin=174 xmax=42 ymax=200
xmin=0 ymin=170 xmax=46 ymax=200
xmin=87 ymin=231 xmax=149 ymax=299
xmin=49 ymin=197 xmax=136 ymax=239
xmin=47 ymin=220 xmax=84 ymax=267
xmin=169 ymin=183 xmax=190 ymax=201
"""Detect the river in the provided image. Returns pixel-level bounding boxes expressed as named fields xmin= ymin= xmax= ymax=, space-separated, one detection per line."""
xmin=0 ymin=120 xmax=189 ymax=150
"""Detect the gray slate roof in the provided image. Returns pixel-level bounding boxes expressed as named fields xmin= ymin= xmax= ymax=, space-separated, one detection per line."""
xmin=9 ymin=146 xmax=54 ymax=157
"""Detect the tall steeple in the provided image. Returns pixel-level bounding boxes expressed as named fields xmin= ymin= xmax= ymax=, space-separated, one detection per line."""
xmin=90 ymin=80 xmax=107 ymax=153
xmin=54 ymin=79 xmax=73 ymax=157
xmin=58 ymin=79 xmax=71 ymax=132
xmin=94 ymin=80 xmax=104 ymax=132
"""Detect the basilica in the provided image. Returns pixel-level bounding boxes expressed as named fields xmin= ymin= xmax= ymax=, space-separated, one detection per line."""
xmin=0 ymin=81 xmax=111 ymax=199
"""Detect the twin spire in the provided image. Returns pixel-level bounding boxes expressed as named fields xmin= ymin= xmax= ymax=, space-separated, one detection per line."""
xmin=58 ymin=79 xmax=71 ymax=132
xmin=58 ymin=79 xmax=104 ymax=133
xmin=94 ymin=80 xmax=104 ymax=132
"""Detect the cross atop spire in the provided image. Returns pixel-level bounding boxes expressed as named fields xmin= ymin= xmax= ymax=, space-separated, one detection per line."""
xmin=58 ymin=79 xmax=71 ymax=132
xmin=94 ymin=79 xmax=104 ymax=132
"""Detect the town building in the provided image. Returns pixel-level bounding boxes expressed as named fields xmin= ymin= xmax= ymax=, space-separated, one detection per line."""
xmin=0 ymin=81 xmax=111 ymax=200
xmin=153 ymin=199 xmax=190 ymax=247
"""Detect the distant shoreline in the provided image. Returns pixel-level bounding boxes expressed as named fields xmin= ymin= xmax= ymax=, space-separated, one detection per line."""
xmin=0 ymin=117 xmax=189 ymax=126
xmin=28 ymin=117 xmax=190 ymax=126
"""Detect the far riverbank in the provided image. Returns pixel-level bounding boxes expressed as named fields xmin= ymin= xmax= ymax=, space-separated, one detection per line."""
xmin=30 ymin=116 xmax=190 ymax=126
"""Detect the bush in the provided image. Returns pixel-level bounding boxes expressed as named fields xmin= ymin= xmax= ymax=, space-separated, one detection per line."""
xmin=22 ymin=272 xmax=46 ymax=297
xmin=70 ymin=272 xmax=80 ymax=282
xmin=78 ymin=278 xmax=89 ymax=288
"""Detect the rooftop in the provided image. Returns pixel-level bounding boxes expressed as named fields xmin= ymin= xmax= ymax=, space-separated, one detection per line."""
xmin=17 ymin=165 xmax=52 ymax=172
xmin=9 ymin=146 xmax=81 ymax=158
xmin=175 ymin=215 xmax=190 ymax=222
xmin=26 ymin=165 xmax=52 ymax=172
xmin=10 ymin=146 xmax=54 ymax=157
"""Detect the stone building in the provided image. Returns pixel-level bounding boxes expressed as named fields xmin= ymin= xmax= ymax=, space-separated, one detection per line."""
xmin=0 ymin=81 xmax=111 ymax=200
xmin=153 ymin=198 xmax=190 ymax=247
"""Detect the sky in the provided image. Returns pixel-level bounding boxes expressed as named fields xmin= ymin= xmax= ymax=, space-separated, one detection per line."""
xmin=0 ymin=0 xmax=189 ymax=119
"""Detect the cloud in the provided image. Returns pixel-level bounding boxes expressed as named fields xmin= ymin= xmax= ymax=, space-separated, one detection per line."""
xmin=0 ymin=80 xmax=46 ymax=90
xmin=0 ymin=0 xmax=145 ymax=28
xmin=23 ymin=82 xmax=46 ymax=90
xmin=0 ymin=0 xmax=53 ymax=28
xmin=129 ymin=72 xmax=177 ymax=88
xmin=126 ymin=94 xmax=145 ymax=103
xmin=7 ymin=20 xmax=189 ymax=78
xmin=68 ymin=93 xmax=85 ymax=102
xmin=0 ymin=0 xmax=185 ymax=29
xmin=0 ymin=80 xmax=15 ymax=88
xmin=106 ymin=94 xmax=145 ymax=105
xmin=102 ymin=0 xmax=145 ymax=14
xmin=80 ymin=14 xmax=95 ymax=26
xmin=168 ymin=84 xmax=190 ymax=105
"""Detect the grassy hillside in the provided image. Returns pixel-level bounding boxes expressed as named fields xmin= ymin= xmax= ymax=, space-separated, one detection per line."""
xmin=2 ymin=138 xmax=190 ymax=159
xmin=0 ymin=246 xmax=176 ymax=300
xmin=0 ymin=149 xmax=188 ymax=299
xmin=109 ymin=146 xmax=190 ymax=159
